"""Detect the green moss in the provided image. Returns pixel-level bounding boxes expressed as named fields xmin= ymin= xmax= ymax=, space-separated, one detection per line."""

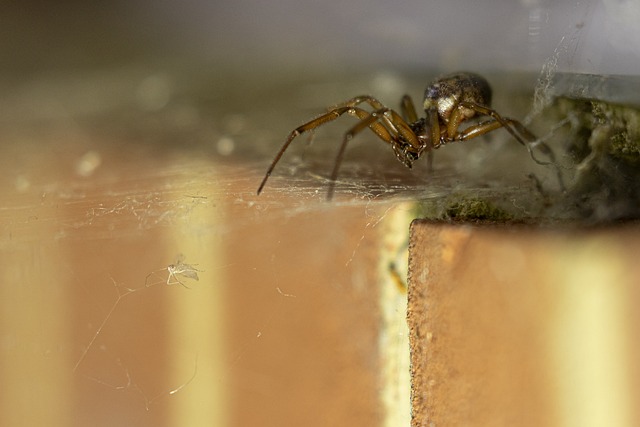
xmin=411 ymin=196 xmax=516 ymax=223
xmin=609 ymin=132 xmax=640 ymax=165
xmin=561 ymin=97 xmax=640 ymax=164
xmin=542 ymin=96 xmax=640 ymax=220
xmin=441 ymin=199 xmax=513 ymax=222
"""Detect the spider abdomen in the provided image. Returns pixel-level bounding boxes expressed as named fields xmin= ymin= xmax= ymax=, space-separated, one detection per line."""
xmin=423 ymin=72 xmax=492 ymax=123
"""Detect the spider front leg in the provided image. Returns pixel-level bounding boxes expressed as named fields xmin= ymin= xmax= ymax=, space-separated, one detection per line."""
xmin=327 ymin=107 xmax=422 ymax=199
xmin=257 ymin=106 xmax=357 ymax=195
xmin=331 ymin=94 xmax=422 ymax=150
xmin=327 ymin=108 xmax=394 ymax=200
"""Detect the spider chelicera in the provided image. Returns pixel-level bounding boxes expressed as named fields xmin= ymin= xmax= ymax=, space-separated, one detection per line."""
xmin=257 ymin=72 xmax=557 ymax=199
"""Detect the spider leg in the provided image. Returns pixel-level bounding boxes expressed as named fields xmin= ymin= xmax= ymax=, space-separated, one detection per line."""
xmin=332 ymin=95 xmax=387 ymax=111
xmin=331 ymin=95 xmax=423 ymax=144
xmin=386 ymin=108 xmax=434 ymax=169
xmin=454 ymin=118 xmax=505 ymax=140
xmin=335 ymin=96 xmax=421 ymax=148
xmin=455 ymin=102 xmax=557 ymax=166
xmin=258 ymin=106 xmax=356 ymax=195
xmin=400 ymin=95 xmax=418 ymax=122
xmin=386 ymin=109 xmax=422 ymax=150
xmin=399 ymin=96 xmax=437 ymax=170
xmin=327 ymin=108 xmax=423 ymax=199
xmin=327 ymin=108 xmax=395 ymax=199
xmin=447 ymin=102 xmax=565 ymax=189
xmin=258 ymin=95 xmax=425 ymax=198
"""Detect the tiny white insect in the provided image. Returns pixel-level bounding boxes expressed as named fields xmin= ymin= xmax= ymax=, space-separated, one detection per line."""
xmin=166 ymin=262 xmax=201 ymax=288
xmin=146 ymin=254 xmax=202 ymax=289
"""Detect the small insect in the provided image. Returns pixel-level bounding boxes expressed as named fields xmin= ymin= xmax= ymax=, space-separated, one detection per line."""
xmin=257 ymin=72 xmax=558 ymax=199
xmin=145 ymin=254 xmax=202 ymax=289
xmin=166 ymin=261 xmax=201 ymax=288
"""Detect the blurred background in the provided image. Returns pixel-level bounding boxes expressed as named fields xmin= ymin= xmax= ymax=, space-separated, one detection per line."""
xmin=1 ymin=1 xmax=639 ymax=426
xmin=4 ymin=0 xmax=639 ymax=75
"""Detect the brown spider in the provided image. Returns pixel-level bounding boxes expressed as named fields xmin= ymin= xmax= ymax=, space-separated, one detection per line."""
xmin=257 ymin=72 xmax=558 ymax=199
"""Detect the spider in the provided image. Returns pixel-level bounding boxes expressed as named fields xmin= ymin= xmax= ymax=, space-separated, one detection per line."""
xmin=257 ymin=72 xmax=558 ymax=199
